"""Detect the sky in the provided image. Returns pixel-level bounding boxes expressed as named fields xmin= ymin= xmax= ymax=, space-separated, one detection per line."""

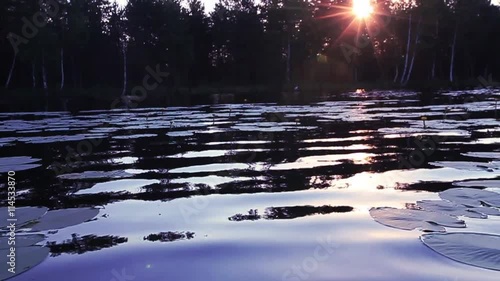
xmin=115 ymin=0 xmax=500 ymax=13
xmin=115 ymin=0 xmax=218 ymax=12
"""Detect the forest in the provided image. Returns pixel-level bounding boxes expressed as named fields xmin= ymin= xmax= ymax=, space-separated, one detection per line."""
xmin=1 ymin=0 xmax=499 ymax=100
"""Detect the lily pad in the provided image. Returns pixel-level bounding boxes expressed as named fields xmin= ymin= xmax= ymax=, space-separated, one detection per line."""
xmin=0 ymin=234 xmax=45 ymax=249
xmin=421 ymin=232 xmax=500 ymax=271
xmin=439 ymin=188 xmax=500 ymax=207
xmin=57 ymin=170 xmax=133 ymax=180
xmin=415 ymin=200 xmax=487 ymax=219
xmin=429 ymin=161 xmax=499 ymax=172
xmin=0 ymin=246 xmax=50 ymax=280
xmin=462 ymin=152 xmax=500 ymax=160
xmin=453 ymin=180 xmax=500 ymax=189
xmin=166 ymin=131 xmax=195 ymax=137
xmin=470 ymin=206 xmax=500 ymax=216
xmin=74 ymin=179 xmax=160 ymax=195
xmin=369 ymin=207 xmax=466 ymax=232
xmin=30 ymin=208 xmax=99 ymax=231
xmin=0 ymin=156 xmax=42 ymax=173
xmin=0 ymin=207 xmax=48 ymax=228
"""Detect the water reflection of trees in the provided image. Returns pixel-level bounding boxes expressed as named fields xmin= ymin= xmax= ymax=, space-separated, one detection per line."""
xmin=17 ymin=114 xmax=426 ymax=209
xmin=47 ymin=234 xmax=128 ymax=256
xmin=228 ymin=205 xmax=353 ymax=222
xmin=17 ymin=170 xmax=357 ymax=208
xmin=144 ymin=231 xmax=195 ymax=242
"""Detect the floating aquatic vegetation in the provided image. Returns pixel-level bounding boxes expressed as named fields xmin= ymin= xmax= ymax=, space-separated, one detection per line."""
xmin=0 ymin=234 xmax=45 ymax=249
xmin=170 ymin=175 xmax=254 ymax=187
xmin=46 ymin=234 xmax=128 ymax=256
xmin=468 ymin=205 xmax=500 ymax=216
xmin=112 ymin=134 xmax=157 ymax=140
xmin=429 ymin=161 xmax=499 ymax=172
xmin=415 ymin=200 xmax=487 ymax=219
xmin=269 ymin=156 xmax=342 ymax=171
xmin=57 ymin=170 xmax=134 ymax=180
xmin=462 ymin=152 xmax=500 ymax=160
xmin=271 ymin=153 xmax=376 ymax=170
xmin=0 ymin=207 xmax=48 ymax=228
xmin=167 ymin=150 xmax=230 ymax=158
xmin=421 ymin=232 xmax=500 ymax=271
xmin=0 ymin=246 xmax=50 ymax=280
xmin=377 ymin=127 xmax=470 ymax=138
xmin=169 ymin=163 xmax=258 ymax=174
xmin=302 ymin=144 xmax=374 ymax=151
xmin=453 ymin=180 xmax=500 ymax=189
xmin=144 ymin=231 xmax=194 ymax=242
xmin=439 ymin=187 xmax=500 ymax=207
xmin=166 ymin=130 xmax=195 ymax=137
xmin=75 ymin=179 xmax=160 ymax=195
xmin=473 ymin=138 xmax=500 ymax=145
xmin=2 ymin=92 xmax=500 ymax=278
xmin=17 ymin=134 xmax=106 ymax=144
xmin=0 ymin=156 xmax=42 ymax=173
xmin=369 ymin=207 xmax=466 ymax=232
xmin=110 ymin=156 xmax=139 ymax=165
xmin=30 ymin=208 xmax=100 ymax=231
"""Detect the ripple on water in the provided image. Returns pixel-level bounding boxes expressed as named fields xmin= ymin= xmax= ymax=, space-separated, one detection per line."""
xmin=2 ymin=91 xmax=500 ymax=281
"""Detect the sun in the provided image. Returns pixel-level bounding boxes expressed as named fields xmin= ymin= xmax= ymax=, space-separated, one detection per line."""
xmin=353 ymin=0 xmax=374 ymax=19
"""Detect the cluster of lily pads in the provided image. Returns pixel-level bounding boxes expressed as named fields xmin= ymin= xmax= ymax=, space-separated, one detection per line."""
xmin=0 ymin=206 xmax=100 ymax=280
xmin=370 ymin=187 xmax=500 ymax=271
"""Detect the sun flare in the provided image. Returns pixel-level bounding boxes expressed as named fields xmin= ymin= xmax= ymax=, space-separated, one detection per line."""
xmin=353 ymin=0 xmax=374 ymax=19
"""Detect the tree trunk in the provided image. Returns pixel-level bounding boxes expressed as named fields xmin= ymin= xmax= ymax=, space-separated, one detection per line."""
xmin=5 ymin=53 xmax=17 ymax=89
xmin=403 ymin=17 xmax=422 ymax=85
xmin=431 ymin=55 xmax=436 ymax=80
xmin=42 ymin=51 xmax=49 ymax=97
xmin=121 ymin=44 xmax=127 ymax=96
xmin=449 ymin=22 xmax=458 ymax=83
xmin=79 ymin=69 xmax=83 ymax=89
xmin=286 ymin=32 xmax=291 ymax=83
xmin=71 ymin=56 xmax=77 ymax=88
xmin=400 ymin=13 xmax=413 ymax=84
xmin=32 ymin=62 xmax=37 ymax=88
xmin=431 ymin=19 xmax=438 ymax=80
xmin=403 ymin=47 xmax=417 ymax=85
xmin=393 ymin=65 xmax=399 ymax=83
xmin=60 ymin=48 xmax=65 ymax=90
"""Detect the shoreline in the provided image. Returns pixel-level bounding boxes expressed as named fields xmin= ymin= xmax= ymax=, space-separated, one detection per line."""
xmin=0 ymin=81 xmax=497 ymax=113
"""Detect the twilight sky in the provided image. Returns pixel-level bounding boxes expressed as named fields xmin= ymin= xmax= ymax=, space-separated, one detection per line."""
xmin=115 ymin=0 xmax=218 ymax=12
xmin=114 ymin=0 xmax=499 ymax=13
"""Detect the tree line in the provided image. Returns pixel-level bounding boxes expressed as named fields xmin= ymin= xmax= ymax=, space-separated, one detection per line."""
xmin=1 ymin=0 xmax=499 ymax=96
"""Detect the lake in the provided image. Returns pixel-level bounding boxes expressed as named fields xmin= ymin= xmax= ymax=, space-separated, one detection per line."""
xmin=1 ymin=90 xmax=500 ymax=281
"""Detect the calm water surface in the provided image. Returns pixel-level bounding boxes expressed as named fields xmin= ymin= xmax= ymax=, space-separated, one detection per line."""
xmin=1 ymin=90 xmax=500 ymax=281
